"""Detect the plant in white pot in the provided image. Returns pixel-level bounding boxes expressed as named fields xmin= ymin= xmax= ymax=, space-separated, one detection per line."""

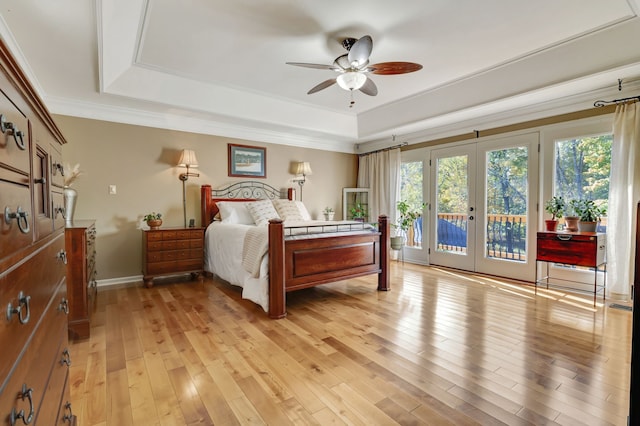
xmin=569 ymin=199 xmax=606 ymax=232
xmin=543 ymin=196 xmax=565 ymax=231
xmin=391 ymin=200 xmax=425 ymax=250
xmin=322 ymin=207 xmax=335 ymax=221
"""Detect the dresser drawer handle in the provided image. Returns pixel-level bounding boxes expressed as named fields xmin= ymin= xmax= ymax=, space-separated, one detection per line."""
xmin=6 ymin=291 xmax=31 ymax=324
xmin=57 ymin=249 xmax=68 ymax=264
xmin=0 ymin=114 xmax=26 ymax=150
xmin=556 ymin=234 xmax=572 ymax=241
xmin=9 ymin=384 xmax=34 ymax=425
xmin=61 ymin=348 xmax=72 ymax=367
xmin=58 ymin=297 xmax=69 ymax=315
xmin=54 ymin=205 xmax=66 ymax=218
xmin=62 ymin=401 xmax=74 ymax=423
xmin=52 ymin=161 xmax=65 ymax=176
xmin=4 ymin=206 xmax=30 ymax=234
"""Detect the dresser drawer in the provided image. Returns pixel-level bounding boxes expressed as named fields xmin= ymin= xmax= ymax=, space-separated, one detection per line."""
xmin=36 ymin=326 xmax=70 ymax=424
xmin=0 ymin=279 xmax=68 ymax=423
xmin=0 ymin=180 xmax=33 ymax=262
xmin=49 ymin=143 xmax=65 ymax=188
xmin=52 ymin=190 xmax=66 ymax=230
xmin=0 ymin=234 xmax=66 ymax=382
xmin=0 ymin=88 xmax=29 ymax=176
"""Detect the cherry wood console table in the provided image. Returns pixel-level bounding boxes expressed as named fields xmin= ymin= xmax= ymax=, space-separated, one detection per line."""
xmin=535 ymin=231 xmax=606 ymax=306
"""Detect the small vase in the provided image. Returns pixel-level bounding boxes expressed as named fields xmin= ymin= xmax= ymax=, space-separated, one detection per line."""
xmin=324 ymin=213 xmax=334 ymax=221
xmin=63 ymin=186 xmax=77 ymax=226
xmin=564 ymin=216 xmax=579 ymax=232
xmin=147 ymin=219 xmax=162 ymax=230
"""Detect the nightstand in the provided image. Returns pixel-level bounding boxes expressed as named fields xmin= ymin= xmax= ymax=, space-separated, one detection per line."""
xmin=142 ymin=227 xmax=204 ymax=287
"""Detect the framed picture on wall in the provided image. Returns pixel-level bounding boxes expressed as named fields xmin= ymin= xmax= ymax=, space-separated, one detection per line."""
xmin=228 ymin=143 xmax=267 ymax=178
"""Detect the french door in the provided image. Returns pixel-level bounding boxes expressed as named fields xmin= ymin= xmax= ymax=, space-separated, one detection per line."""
xmin=429 ymin=133 xmax=538 ymax=282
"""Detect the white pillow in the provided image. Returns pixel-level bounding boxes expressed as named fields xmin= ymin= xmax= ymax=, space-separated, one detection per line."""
xmin=217 ymin=201 xmax=255 ymax=225
xmin=246 ymin=199 xmax=280 ymax=226
xmin=272 ymin=199 xmax=312 ymax=221
xmin=296 ymin=201 xmax=312 ymax=221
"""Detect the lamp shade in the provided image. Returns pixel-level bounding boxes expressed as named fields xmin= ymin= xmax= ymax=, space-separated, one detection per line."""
xmin=295 ymin=161 xmax=312 ymax=176
xmin=178 ymin=149 xmax=198 ymax=168
xmin=337 ymin=72 xmax=366 ymax=91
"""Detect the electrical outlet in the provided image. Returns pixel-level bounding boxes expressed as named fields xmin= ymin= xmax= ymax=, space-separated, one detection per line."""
xmin=109 ymin=185 xmax=117 ymax=195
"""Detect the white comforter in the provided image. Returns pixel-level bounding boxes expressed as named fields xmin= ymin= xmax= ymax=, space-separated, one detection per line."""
xmin=204 ymin=220 xmax=376 ymax=312
xmin=205 ymin=222 xmax=270 ymax=312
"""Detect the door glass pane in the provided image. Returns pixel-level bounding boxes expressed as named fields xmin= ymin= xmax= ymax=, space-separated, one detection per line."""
xmin=400 ymin=161 xmax=424 ymax=248
xmin=554 ymin=134 xmax=611 ymax=232
xmin=435 ymin=155 xmax=468 ymax=254
xmin=485 ymin=146 xmax=528 ymax=262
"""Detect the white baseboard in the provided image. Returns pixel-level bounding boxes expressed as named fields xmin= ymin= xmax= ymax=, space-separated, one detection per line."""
xmin=96 ymin=276 xmax=142 ymax=288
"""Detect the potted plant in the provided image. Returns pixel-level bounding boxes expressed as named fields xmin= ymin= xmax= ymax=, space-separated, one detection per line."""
xmin=144 ymin=212 xmax=163 ymax=230
xmin=322 ymin=207 xmax=335 ymax=221
xmin=391 ymin=200 xmax=425 ymax=250
xmin=543 ymin=196 xmax=565 ymax=231
xmin=569 ymin=199 xmax=606 ymax=232
xmin=563 ymin=202 xmax=580 ymax=232
xmin=349 ymin=203 xmax=367 ymax=222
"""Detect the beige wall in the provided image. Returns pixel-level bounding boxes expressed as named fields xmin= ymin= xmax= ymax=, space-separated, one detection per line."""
xmin=54 ymin=115 xmax=357 ymax=282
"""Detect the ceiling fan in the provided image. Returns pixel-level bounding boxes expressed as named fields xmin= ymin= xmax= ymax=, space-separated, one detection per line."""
xmin=286 ymin=35 xmax=422 ymax=103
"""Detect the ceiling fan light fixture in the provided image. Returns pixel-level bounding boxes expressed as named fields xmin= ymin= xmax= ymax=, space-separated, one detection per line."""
xmin=336 ymin=72 xmax=366 ymax=91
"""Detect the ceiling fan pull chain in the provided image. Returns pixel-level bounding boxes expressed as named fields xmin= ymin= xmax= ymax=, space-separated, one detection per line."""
xmin=349 ymin=90 xmax=355 ymax=108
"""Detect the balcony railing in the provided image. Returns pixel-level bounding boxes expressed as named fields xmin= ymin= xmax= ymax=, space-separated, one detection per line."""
xmin=436 ymin=213 xmax=527 ymax=261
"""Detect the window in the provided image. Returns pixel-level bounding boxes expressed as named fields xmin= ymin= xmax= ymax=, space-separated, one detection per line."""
xmin=554 ymin=134 xmax=611 ymax=232
xmin=400 ymin=161 xmax=424 ymax=247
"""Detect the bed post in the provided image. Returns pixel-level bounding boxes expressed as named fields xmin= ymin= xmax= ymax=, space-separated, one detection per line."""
xmin=268 ymin=218 xmax=287 ymax=318
xmin=201 ymin=184 xmax=212 ymax=227
xmin=378 ymin=214 xmax=390 ymax=291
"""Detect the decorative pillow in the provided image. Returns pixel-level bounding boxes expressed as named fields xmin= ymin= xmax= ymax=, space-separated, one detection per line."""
xmin=272 ymin=199 xmax=312 ymax=221
xmin=246 ymin=199 xmax=280 ymax=226
xmin=217 ymin=201 xmax=255 ymax=225
xmin=273 ymin=199 xmax=305 ymax=221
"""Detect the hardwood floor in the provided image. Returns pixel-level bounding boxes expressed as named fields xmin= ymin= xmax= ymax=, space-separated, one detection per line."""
xmin=69 ymin=262 xmax=632 ymax=425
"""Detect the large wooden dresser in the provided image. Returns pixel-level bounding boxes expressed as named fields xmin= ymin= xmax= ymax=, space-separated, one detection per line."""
xmin=65 ymin=220 xmax=97 ymax=340
xmin=0 ymin=40 xmax=76 ymax=424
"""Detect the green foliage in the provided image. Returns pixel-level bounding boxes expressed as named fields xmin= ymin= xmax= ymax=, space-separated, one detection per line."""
xmin=401 ymin=161 xmax=424 ymax=209
xmin=569 ymin=199 xmax=606 ymax=222
xmin=143 ymin=212 xmax=162 ymax=221
xmin=322 ymin=207 xmax=334 ymax=214
xmin=394 ymin=200 xmax=425 ymax=233
xmin=436 ymin=155 xmax=468 ymax=213
xmin=486 ymin=147 xmax=528 ymax=215
xmin=544 ymin=196 xmax=565 ymax=220
xmin=349 ymin=203 xmax=366 ymax=219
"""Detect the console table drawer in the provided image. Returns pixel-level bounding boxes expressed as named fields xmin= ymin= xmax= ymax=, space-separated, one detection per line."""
xmin=536 ymin=231 xmax=606 ymax=267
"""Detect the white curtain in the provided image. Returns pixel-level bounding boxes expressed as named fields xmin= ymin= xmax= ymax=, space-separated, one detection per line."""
xmin=357 ymin=148 xmax=401 ymax=225
xmin=608 ymin=102 xmax=640 ymax=299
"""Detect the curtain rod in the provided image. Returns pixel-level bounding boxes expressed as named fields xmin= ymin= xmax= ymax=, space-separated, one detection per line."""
xmin=358 ymin=141 xmax=408 ymax=156
xmin=594 ymin=95 xmax=640 ymax=107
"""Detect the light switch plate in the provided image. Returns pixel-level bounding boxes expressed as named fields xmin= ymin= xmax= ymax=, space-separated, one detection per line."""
xmin=109 ymin=184 xmax=117 ymax=195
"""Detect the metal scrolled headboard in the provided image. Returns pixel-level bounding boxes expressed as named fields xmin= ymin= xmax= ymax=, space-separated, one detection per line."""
xmin=211 ymin=181 xmax=285 ymax=200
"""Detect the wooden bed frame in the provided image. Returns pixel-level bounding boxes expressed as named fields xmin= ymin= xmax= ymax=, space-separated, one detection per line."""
xmin=201 ymin=182 xmax=390 ymax=319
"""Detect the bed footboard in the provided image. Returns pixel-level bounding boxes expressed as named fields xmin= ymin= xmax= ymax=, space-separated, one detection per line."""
xmin=268 ymin=215 xmax=390 ymax=319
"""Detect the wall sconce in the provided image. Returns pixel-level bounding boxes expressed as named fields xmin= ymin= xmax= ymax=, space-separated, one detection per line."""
xmin=292 ymin=161 xmax=312 ymax=201
xmin=178 ymin=149 xmax=199 ymax=228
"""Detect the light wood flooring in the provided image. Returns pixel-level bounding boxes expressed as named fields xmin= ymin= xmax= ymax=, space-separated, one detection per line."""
xmin=69 ymin=263 xmax=632 ymax=425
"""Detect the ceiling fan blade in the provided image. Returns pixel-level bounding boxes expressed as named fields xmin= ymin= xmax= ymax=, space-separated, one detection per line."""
xmin=370 ymin=62 xmax=423 ymax=75
xmin=286 ymin=62 xmax=339 ymax=71
xmin=307 ymin=78 xmax=337 ymax=94
xmin=333 ymin=54 xmax=350 ymax=70
xmin=348 ymin=35 xmax=373 ymax=68
xmin=359 ymin=77 xmax=378 ymax=96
